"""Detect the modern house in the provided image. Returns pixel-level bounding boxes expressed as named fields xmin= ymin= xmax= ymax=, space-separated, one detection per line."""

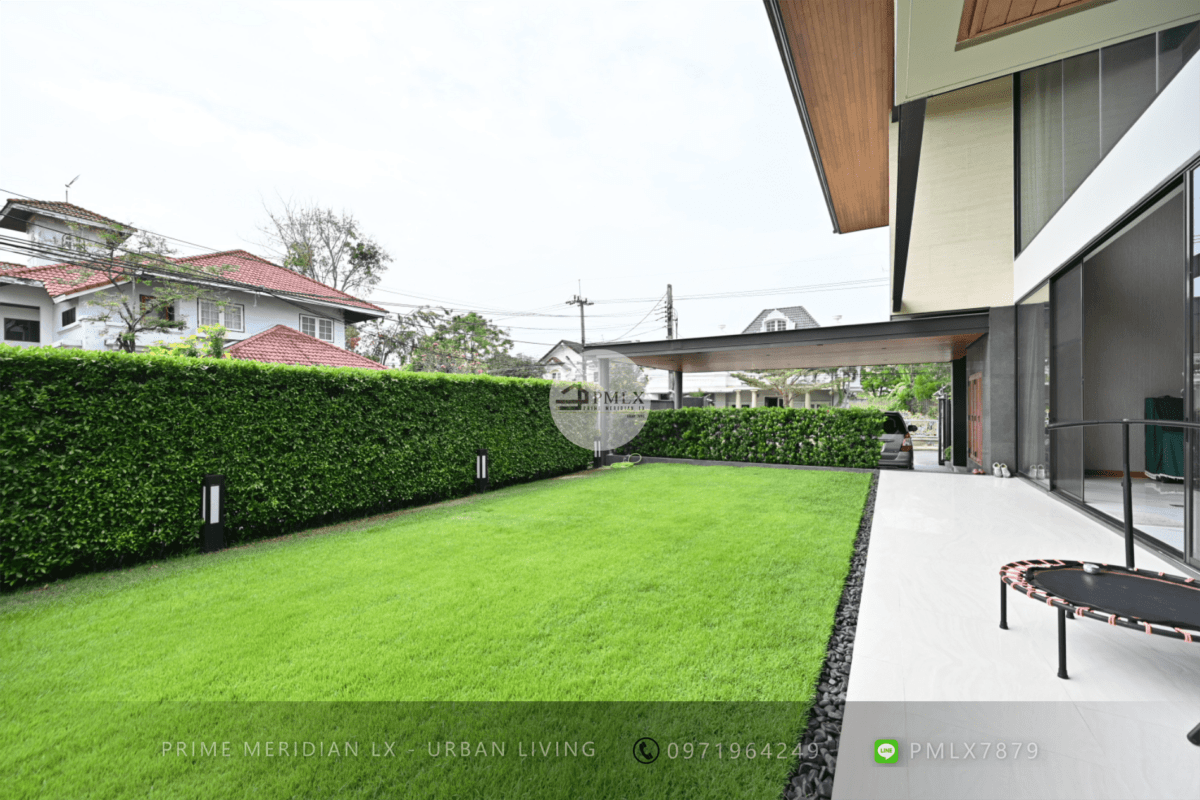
xmin=600 ymin=1 xmax=1200 ymax=572
xmin=0 ymin=199 xmax=388 ymax=370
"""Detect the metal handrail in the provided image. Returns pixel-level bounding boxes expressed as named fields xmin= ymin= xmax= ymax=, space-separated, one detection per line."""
xmin=1045 ymin=418 xmax=1198 ymax=568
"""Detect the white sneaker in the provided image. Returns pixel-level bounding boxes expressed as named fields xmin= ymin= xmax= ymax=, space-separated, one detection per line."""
xmin=992 ymin=462 xmax=1002 ymax=477
xmin=1001 ymin=464 xmax=1011 ymax=478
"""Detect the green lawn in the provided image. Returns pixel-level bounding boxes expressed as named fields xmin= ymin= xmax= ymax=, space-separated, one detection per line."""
xmin=1 ymin=464 xmax=871 ymax=799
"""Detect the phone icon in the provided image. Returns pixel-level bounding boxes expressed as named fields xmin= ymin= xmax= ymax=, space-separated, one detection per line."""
xmin=632 ymin=737 xmax=659 ymax=764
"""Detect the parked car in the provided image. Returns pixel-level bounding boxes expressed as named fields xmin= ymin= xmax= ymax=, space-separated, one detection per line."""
xmin=878 ymin=411 xmax=917 ymax=470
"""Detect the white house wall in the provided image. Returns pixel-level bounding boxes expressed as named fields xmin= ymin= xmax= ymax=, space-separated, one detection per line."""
xmin=0 ymin=283 xmax=54 ymax=347
xmin=2 ymin=280 xmax=349 ymax=351
xmin=1014 ymin=54 xmax=1200 ymax=300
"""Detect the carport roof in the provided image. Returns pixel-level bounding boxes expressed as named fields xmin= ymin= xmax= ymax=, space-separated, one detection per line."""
xmin=590 ymin=313 xmax=988 ymax=373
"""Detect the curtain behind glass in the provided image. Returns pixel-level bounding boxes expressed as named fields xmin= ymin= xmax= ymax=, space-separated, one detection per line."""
xmin=1100 ymin=35 xmax=1157 ymax=156
xmin=1063 ymin=51 xmax=1100 ymax=198
xmin=1053 ymin=265 xmax=1084 ymax=500
xmin=1020 ymin=62 xmax=1062 ymax=250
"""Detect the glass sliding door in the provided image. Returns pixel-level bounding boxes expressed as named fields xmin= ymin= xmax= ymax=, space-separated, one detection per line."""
xmin=1052 ymin=264 xmax=1084 ymax=500
xmin=1017 ymin=286 xmax=1051 ymax=484
xmin=1191 ymin=169 xmax=1200 ymax=567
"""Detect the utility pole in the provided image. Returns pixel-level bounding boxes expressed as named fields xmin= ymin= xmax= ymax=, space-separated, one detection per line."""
xmin=566 ymin=292 xmax=593 ymax=381
xmin=665 ymin=284 xmax=674 ymax=340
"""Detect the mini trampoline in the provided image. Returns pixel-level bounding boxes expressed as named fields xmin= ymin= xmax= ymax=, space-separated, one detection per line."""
xmin=1000 ymin=559 xmax=1200 ymax=745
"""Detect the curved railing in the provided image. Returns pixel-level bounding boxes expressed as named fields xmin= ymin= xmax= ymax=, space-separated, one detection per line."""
xmin=1045 ymin=418 xmax=1200 ymax=568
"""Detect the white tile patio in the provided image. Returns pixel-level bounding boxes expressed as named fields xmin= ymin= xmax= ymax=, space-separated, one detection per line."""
xmin=833 ymin=471 xmax=1200 ymax=800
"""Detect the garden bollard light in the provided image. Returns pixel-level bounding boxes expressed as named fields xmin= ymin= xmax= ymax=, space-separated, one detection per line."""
xmin=593 ymin=438 xmax=603 ymax=469
xmin=476 ymin=448 xmax=489 ymax=493
xmin=201 ymin=474 xmax=226 ymax=553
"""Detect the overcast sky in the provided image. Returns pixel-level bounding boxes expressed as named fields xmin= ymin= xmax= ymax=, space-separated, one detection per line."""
xmin=0 ymin=1 xmax=888 ymax=358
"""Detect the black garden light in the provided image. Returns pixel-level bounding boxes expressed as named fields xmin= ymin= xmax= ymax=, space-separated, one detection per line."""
xmin=200 ymin=474 xmax=226 ymax=553
xmin=476 ymin=448 xmax=489 ymax=493
xmin=593 ymin=438 xmax=603 ymax=469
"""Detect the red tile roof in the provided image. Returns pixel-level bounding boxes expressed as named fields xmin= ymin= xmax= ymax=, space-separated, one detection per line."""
xmin=3 ymin=199 xmax=129 ymax=230
xmin=0 ymin=248 xmax=384 ymax=313
xmin=175 ymin=250 xmax=384 ymax=312
xmin=226 ymin=324 xmax=388 ymax=370
xmin=0 ymin=261 xmax=118 ymax=295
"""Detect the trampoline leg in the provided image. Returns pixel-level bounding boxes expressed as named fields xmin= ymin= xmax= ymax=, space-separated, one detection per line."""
xmin=1188 ymin=722 xmax=1200 ymax=747
xmin=999 ymin=581 xmax=1008 ymax=630
xmin=1057 ymin=607 xmax=1069 ymax=680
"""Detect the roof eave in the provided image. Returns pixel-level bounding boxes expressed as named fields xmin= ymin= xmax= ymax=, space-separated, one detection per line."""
xmin=763 ymin=0 xmax=841 ymax=235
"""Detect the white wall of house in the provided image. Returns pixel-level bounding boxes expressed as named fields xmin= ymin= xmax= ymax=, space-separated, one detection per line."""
xmin=2 ymin=279 xmax=350 ymax=351
xmin=25 ymin=216 xmax=114 ymax=268
xmin=1013 ymin=54 xmax=1200 ymax=300
xmin=0 ymin=283 xmax=55 ymax=347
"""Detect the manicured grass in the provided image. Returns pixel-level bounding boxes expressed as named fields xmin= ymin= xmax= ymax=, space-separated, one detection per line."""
xmin=1 ymin=464 xmax=871 ymax=799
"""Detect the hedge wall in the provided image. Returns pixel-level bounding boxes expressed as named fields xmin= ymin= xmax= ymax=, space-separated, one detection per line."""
xmin=613 ymin=407 xmax=885 ymax=469
xmin=0 ymin=346 xmax=590 ymax=589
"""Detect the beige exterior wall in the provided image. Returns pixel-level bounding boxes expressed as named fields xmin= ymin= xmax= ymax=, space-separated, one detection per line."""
xmin=897 ymin=77 xmax=1014 ymax=316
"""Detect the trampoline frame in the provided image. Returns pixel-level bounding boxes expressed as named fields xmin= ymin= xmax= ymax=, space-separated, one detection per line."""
xmin=1003 ymin=418 xmax=1200 ymax=745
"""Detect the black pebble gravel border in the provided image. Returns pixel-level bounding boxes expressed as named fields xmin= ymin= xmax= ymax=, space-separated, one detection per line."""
xmin=781 ymin=471 xmax=877 ymax=800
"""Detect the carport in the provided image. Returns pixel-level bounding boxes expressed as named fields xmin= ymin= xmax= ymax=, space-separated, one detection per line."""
xmin=591 ymin=310 xmax=1012 ymax=469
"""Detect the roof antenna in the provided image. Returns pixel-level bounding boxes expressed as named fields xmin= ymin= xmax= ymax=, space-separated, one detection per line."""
xmin=65 ymin=175 xmax=80 ymax=203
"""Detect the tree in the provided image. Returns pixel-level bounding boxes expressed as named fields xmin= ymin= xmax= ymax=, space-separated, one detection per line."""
xmin=408 ymin=311 xmax=514 ymax=374
xmin=62 ymin=224 xmax=237 ymax=353
xmin=352 ymin=307 xmax=445 ymax=368
xmin=820 ymin=365 xmax=860 ymax=407
xmin=860 ymin=363 xmax=950 ymax=415
xmin=486 ymin=351 xmax=543 ymax=377
xmin=258 ymin=198 xmax=392 ymax=295
xmin=146 ymin=325 xmax=228 ymax=359
xmin=730 ymin=368 xmax=825 ymax=407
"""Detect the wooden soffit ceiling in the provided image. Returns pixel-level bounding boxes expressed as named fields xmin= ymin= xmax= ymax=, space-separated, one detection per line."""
xmin=771 ymin=0 xmax=893 ymax=233
xmin=958 ymin=0 xmax=1111 ymax=46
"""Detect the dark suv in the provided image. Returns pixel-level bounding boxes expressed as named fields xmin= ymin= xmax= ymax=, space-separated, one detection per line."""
xmin=878 ymin=411 xmax=917 ymax=470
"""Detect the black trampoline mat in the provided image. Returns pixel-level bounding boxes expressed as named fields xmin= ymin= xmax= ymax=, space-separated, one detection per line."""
xmin=1028 ymin=567 xmax=1200 ymax=631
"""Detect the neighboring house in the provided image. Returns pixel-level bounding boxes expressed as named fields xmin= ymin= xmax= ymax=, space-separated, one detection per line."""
xmin=605 ymin=3 xmax=1200 ymax=570
xmin=537 ymin=340 xmax=588 ymax=381
xmin=0 ymin=199 xmax=388 ymax=369
xmin=740 ymin=305 xmax=819 ymax=334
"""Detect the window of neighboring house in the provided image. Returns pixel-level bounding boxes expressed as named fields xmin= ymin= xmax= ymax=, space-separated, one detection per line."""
xmin=60 ymin=306 xmax=76 ymax=327
xmin=764 ymin=396 xmax=783 ymax=407
xmin=300 ymin=314 xmax=334 ymax=342
xmin=139 ymin=295 xmax=175 ymax=322
xmin=4 ymin=318 xmax=40 ymax=342
xmin=765 ymin=319 xmax=786 ymax=332
xmin=198 ymin=299 xmax=244 ymax=331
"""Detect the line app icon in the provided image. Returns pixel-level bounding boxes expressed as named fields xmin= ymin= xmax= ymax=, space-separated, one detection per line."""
xmin=874 ymin=739 xmax=899 ymax=764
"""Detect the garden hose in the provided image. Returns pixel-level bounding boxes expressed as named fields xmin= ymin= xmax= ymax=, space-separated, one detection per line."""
xmin=609 ymin=454 xmax=642 ymax=469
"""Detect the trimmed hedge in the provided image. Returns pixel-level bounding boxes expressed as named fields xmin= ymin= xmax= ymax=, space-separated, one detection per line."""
xmin=0 ymin=346 xmax=590 ymax=589
xmin=613 ymin=407 xmax=885 ymax=469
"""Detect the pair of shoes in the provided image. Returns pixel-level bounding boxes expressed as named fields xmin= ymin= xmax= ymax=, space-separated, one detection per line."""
xmin=972 ymin=468 xmax=986 ymax=475
xmin=991 ymin=462 xmax=1011 ymax=478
